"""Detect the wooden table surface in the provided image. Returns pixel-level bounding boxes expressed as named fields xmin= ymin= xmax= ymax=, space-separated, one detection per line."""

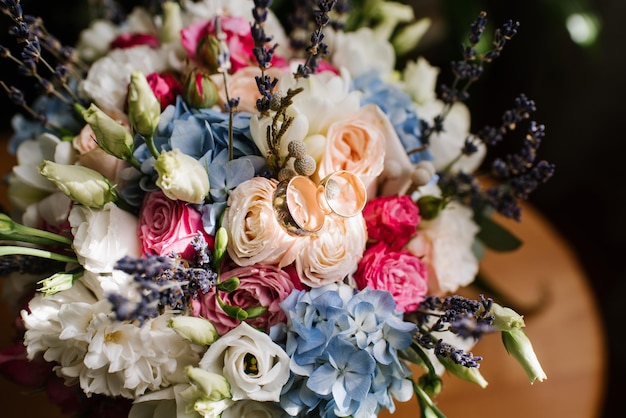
xmin=0 ymin=133 xmax=607 ymax=417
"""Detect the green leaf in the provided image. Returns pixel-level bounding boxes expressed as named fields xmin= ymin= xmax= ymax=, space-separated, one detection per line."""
xmin=476 ymin=216 xmax=522 ymax=252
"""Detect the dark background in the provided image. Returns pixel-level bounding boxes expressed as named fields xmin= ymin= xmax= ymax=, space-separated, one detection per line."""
xmin=0 ymin=0 xmax=623 ymax=416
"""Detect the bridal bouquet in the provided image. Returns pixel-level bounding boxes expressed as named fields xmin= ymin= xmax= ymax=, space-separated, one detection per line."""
xmin=0 ymin=0 xmax=552 ymax=417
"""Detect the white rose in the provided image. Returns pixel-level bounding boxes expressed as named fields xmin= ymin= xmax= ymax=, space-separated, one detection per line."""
xmin=296 ymin=213 xmax=367 ymax=288
xmin=69 ymin=202 xmax=141 ymax=273
xmin=331 ymin=27 xmax=395 ymax=78
xmin=198 ymin=322 xmax=290 ymax=402
xmin=406 ymin=202 xmax=480 ymax=293
xmin=223 ymin=177 xmax=302 ymax=268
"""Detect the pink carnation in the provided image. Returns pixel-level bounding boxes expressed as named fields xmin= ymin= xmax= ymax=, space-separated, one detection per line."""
xmin=193 ymin=264 xmax=301 ymax=335
xmin=363 ymin=195 xmax=420 ymax=249
xmin=138 ymin=191 xmax=212 ymax=260
xmin=110 ymin=33 xmax=160 ymax=50
xmin=353 ymin=241 xmax=428 ymax=312
xmin=146 ymin=72 xmax=183 ymax=110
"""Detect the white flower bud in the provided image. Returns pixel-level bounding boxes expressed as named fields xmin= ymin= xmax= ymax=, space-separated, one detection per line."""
xmin=81 ymin=103 xmax=135 ymax=161
xmin=185 ymin=366 xmax=232 ymax=401
xmin=169 ymin=316 xmax=219 ymax=346
xmin=128 ymin=71 xmax=161 ymax=137
xmin=154 ymin=149 xmax=210 ymax=203
xmin=160 ymin=1 xmax=182 ymax=43
xmin=39 ymin=161 xmax=118 ymax=208
xmin=502 ymin=328 xmax=547 ymax=384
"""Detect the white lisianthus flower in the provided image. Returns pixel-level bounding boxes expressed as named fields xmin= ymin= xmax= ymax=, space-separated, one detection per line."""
xmin=22 ymin=191 xmax=72 ymax=229
xmin=406 ymin=201 xmax=480 ymax=294
xmin=69 ymin=202 xmax=141 ymax=273
xmin=198 ymin=322 xmax=290 ymax=402
xmin=75 ymin=20 xmax=119 ymax=63
xmin=402 ymin=57 xmax=440 ymax=106
xmin=80 ymin=45 xmax=170 ymax=116
xmin=154 ymin=149 xmax=210 ymax=204
xmin=332 ymin=27 xmax=396 ymax=78
xmin=9 ymin=133 xmax=77 ymax=215
xmin=296 ymin=213 xmax=367 ymax=288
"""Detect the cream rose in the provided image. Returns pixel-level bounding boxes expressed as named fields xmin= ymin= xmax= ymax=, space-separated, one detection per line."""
xmin=316 ymin=104 xmax=387 ymax=190
xmin=198 ymin=322 xmax=290 ymax=402
xmin=295 ymin=213 xmax=367 ymax=288
xmin=69 ymin=202 xmax=141 ymax=273
xmin=406 ymin=202 xmax=480 ymax=294
xmin=223 ymin=177 xmax=302 ymax=267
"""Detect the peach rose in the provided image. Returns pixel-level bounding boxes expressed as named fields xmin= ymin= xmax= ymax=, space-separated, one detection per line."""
xmin=223 ymin=177 xmax=302 ymax=267
xmin=295 ymin=213 xmax=367 ymax=288
xmin=316 ymin=104 xmax=387 ymax=190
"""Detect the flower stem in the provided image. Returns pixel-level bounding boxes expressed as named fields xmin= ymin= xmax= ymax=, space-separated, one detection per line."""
xmin=0 ymin=245 xmax=78 ymax=264
xmin=145 ymin=135 xmax=161 ymax=160
xmin=412 ymin=380 xmax=447 ymax=418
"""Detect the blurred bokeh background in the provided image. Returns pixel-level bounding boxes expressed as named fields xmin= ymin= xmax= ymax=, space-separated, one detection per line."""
xmin=0 ymin=0 xmax=622 ymax=416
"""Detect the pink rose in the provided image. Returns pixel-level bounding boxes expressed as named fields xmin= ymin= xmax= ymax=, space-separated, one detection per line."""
xmin=181 ymin=16 xmax=256 ymax=72
xmin=354 ymin=241 xmax=428 ymax=312
xmin=363 ymin=195 xmax=420 ymax=249
xmin=138 ymin=191 xmax=211 ymax=260
xmin=146 ymin=72 xmax=183 ymax=110
xmin=193 ymin=264 xmax=301 ymax=335
xmin=110 ymin=33 xmax=160 ymax=50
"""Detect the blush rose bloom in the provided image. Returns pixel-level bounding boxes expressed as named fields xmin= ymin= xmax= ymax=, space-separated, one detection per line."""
xmin=363 ymin=195 xmax=420 ymax=249
xmin=353 ymin=241 xmax=428 ymax=313
xmin=223 ymin=177 xmax=302 ymax=267
xmin=198 ymin=322 xmax=290 ymax=402
xmin=69 ymin=202 xmax=141 ymax=273
xmin=406 ymin=202 xmax=480 ymax=294
xmin=193 ymin=264 xmax=300 ymax=335
xmin=138 ymin=190 xmax=210 ymax=260
xmin=295 ymin=213 xmax=367 ymax=288
xmin=316 ymin=103 xmax=387 ymax=191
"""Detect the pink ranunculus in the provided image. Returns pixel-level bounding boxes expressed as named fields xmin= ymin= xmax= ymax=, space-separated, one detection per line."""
xmin=138 ymin=191 xmax=211 ymax=260
xmin=181 ymin=16 xmax=256 ymax=73
xmin=194 ymin=264 xmax=300 ymax=335
xmin=146 ymin=72 xmax=183 ymax=110
xmin=363 ymin=195 xmax=420 ymax=249
xmin=353 ymin=241 xmax=428 ymax=313
xmin=110 ymin=33 xmax=160 ymax=50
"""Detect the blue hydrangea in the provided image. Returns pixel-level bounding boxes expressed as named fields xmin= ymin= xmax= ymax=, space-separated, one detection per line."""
xmin=278 ymin=283 xmax=417 ymax=417
xmin=352 ymin=71 xmax=431 ymax=164
xmin=120 ymin=97 xmax=266 ymax=207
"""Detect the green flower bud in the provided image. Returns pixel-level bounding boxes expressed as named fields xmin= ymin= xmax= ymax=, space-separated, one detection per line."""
xmin=196 ymin=35 xmax=220 ymax=73
xmin=154 ymin=149 xmax=210 ymax=203
xmin=185 ymin=366 xmax=231 ymax=401
xmin=214 ymin=227 xmax=228 ymax=265
xmin=418 ymin=373 xmax=443 ymax=397
xmin=38 ymin=270 xmax=82 ymax=296
xmin=216 ymin=277 xmax=240 ymax=293
xmin=488 ymin=302 xmax=526 ymax=332
xmin=39 ymin=161 xmax=118 ymax=208
xmin=81 ymin=103 xmax=135 ymax=161
xmin=417 ymin=195 xmax=446 ymax=220
xmin=183 ymin=69 xmax=218 ymax=109
xmin=169 ymin=316 xmax=219 ymax=346
xmin=502 ymin=328 xmax=547 ymax=384
xmin=160 ymin=1 xmax=182 ymax=43
xmin=128 ymin=71 xmax=161 ymax=137
xmin=438 ymin=356 xmax=488 ymax=388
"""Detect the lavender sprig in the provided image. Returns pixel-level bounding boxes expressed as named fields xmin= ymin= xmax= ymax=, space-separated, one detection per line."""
xmin=294 ymin=0 xmax=337 ymax=79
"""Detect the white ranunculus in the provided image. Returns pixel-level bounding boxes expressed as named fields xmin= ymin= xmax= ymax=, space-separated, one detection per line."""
xmin=332 ymin=27 xmax=396 ymax=78
xmin=69 ymin=202 xmax=141 ymax=273
xmin=198 ymin=322 xmax=290 ymax=402
xmin=296 ymin=213 xmax=367 ymax=288
xmin=406 ymin=202 xmax=480 ymax=294
xmin=80 ymin=45 xmax=170 ymax=116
